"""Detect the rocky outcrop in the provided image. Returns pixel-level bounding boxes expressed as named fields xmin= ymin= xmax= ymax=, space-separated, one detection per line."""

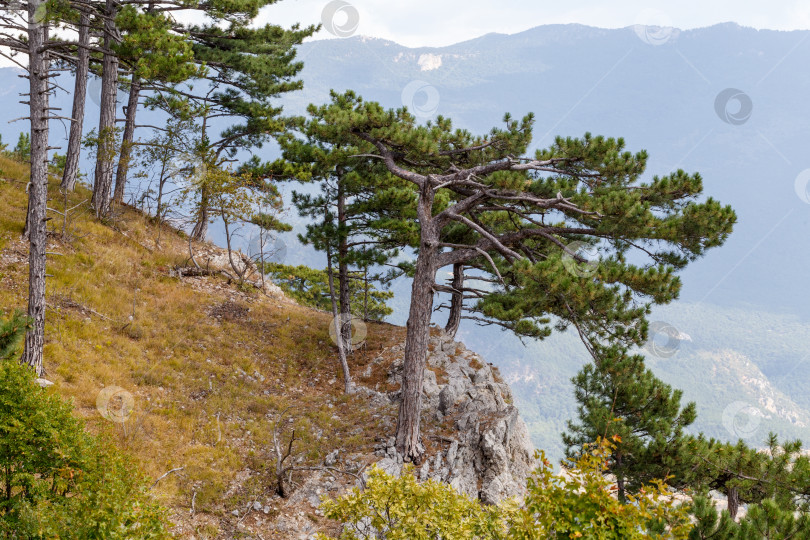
xmin=364 ymin=332 xmax=535 ymax=504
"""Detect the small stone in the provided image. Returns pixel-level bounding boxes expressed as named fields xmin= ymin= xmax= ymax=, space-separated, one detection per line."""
xmin=231 ymin=509 xmax=240 ymax=517
xmin=325 ymin=449 xmax=339 ymax=467
xmin=35 ymin=378 xmax=54 ymax=388
xmin=263 ymin=505 xmax=270 ymax=514
xmin=439 ymin=385 xmax=457 ymax=414
xmin=253 ymin=501 xmax=262 ymax=511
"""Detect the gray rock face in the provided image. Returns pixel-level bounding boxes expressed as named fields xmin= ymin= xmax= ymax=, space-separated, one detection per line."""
xmin=372 ymin=332 xmax=535 ymax=504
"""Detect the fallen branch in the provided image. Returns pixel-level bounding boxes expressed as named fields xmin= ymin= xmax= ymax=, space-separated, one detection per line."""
xmin=150 ymin=466 xmax=184 ymax=489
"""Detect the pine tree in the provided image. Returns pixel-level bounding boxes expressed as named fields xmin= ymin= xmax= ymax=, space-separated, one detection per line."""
xmin=562 ymin=343 xmax=698 ymax=502
xmin=0 ymin=310 xmax=30 ymax=361
xmin=313 ymin=91 xmax=736 ymax=461
xmin=111 ymin=4 xmax=199 ymax=204
xmin=690 ymin=435 xmax=810 ymax=521
xmin=272 ymin=96 xmax=416 ymax=353
xmin=0 ymin=0 xmax=53 ymax=375
xmin=170 ymin=10 xmax=316 ymax=240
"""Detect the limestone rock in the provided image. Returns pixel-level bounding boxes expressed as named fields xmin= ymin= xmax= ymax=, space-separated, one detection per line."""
xmin=375 ymin=332 xmax=535 ymax=504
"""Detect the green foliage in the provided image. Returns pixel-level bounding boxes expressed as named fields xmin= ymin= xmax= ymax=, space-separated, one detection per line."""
xmin=318 ymin=439 xmax=690 ymax=539
xmin=688 ymin=435 xmax=810 ymax=519
xmin=512 ymin=439 xmax=692 ymax=539
xmin=563 ymin=343 xmax=698 ymax=501
xmin=114 ymin=6 xmax=199 ymax=83
xmin=12 ymin=133 xmax=30 ymax=163
xmin=50 ymin=152 xmax=66 ymax=174
xmin=0 ymin=360 xmax=170 ymax=538
xmin=317 ymin=465 xmax=511 ymax=539
xmin=269 ymin=95 xmax=417 ymax=324
xmin=309 ymin=90 xmax=736 ymax=348
xmin=263 ymin=263 xmax=393 ymax=321
xmin=0 ymin=310 xmax=29 ymax=361
xmin=689 ymin=496 xmax=810 ymax=539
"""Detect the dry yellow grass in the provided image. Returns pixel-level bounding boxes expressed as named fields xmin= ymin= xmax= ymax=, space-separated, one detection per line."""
xmin=0 ymin=155 xmax=407 ymax=538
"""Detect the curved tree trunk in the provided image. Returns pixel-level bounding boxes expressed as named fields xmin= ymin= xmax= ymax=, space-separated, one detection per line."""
xmin=395 ymin=184 xmax=438 ymax=462
xmin=91 ymin=0 xmax=119 ymax=218
xmin=21 ymin=0 xmax=50 ymax=376
xmin=61 ymin=9 xmax=89 ymax=192
xmin=113 ymin=75 xmax=140 ymax=203
xmin=444 ymin=263 xmax=464 ymax=338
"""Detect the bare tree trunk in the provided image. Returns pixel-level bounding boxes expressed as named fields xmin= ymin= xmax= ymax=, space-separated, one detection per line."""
xmin=21 ymin=0 xmax=50 ymax=376
xmin=113 ymin=75 xmax=140 ymax=203
xmin=395 ymin=185 xmax=438 ymax=462
xmin=326 ymin=243 xmax=352 ymax=394
xmin=336 ymin=179 xmax=351 ymax=352
xmin=444 ymin=263 xmax=464 ymax=338
xmin=91 ymin=0 xmax=119 ymax=218
xmin=61 ymin=9 xmax=89 ymax=192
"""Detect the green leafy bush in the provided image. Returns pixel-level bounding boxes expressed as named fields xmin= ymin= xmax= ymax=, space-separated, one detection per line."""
xmin=318 ymin=464 xmax=513 ymax=539
xmin=511 ymin=438 xmax=691 ymax=539
xmin=319 ymin=438 xmax=690 ymax=539
xmin=0 ymin=359 xmax=170 ymax=538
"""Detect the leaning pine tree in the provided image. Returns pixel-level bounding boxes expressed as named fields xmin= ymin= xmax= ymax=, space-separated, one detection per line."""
xmin=317 ymin=91 xmax=736 ymax=461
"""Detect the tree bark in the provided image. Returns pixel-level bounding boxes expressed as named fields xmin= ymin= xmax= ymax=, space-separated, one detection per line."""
xmin=113 ymin=75 xmax=140 ymax=203
xmin=191 ymin=117 xmax=209 ymax=240
xmin=61 ymin=9 xmax=89 ymax=192
xmin=91 ymin=0 xmax=119 ymax=218
xmin=336 ymin=178 xmax=351 ymax=352
xmin=21 ymin=0 xmax=50 ymax=376
xmin=326 ymin=243 xmax=352 ymax=394
xmin=190 ymin=183 xmax=209 ymax=241
xmin=615 ymin=452 xmax=626 ymax=504
xmin=444 ymin=263 xmax=464 ymax=338
xmin=727 ymin=486 xmax=739 ymax=520
xmin=395 ymin=183 xmax=438 ymax=462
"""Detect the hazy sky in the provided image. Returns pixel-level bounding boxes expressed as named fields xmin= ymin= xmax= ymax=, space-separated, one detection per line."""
xmin=264 ymin=0 xmax=810 ymax=47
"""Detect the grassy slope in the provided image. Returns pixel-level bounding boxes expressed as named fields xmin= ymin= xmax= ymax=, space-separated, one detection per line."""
xmin=0 ymin=155 xmax=408 ymax=538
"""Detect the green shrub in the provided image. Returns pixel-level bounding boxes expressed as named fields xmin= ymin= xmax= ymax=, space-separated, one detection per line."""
xmin=0 ymin=359 xmax=170 ymax=538
xmin=319 ymin=438 xmax=691 ymax=540
xmin=317 ymin=464 xmax=512 ymax=539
